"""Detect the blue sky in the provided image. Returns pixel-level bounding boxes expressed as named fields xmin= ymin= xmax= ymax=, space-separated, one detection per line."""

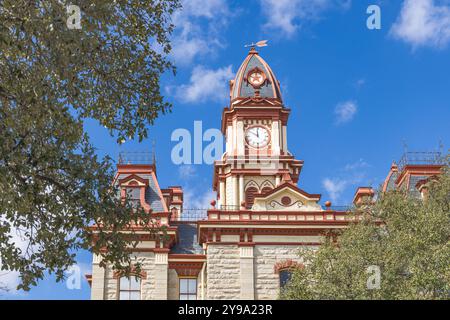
xmin=2 ymin=0 xmax=450 ymax=299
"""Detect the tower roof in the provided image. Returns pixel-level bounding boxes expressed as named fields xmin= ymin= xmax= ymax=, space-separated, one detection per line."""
xmin=230 ymin=48 xmax=282 ymax=102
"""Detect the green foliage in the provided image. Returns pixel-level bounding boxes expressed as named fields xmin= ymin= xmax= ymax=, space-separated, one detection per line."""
xmin=0 ymin=0 xmax=180 ymax=290
xmin=282 ymin=167 xmax=450 ymax=300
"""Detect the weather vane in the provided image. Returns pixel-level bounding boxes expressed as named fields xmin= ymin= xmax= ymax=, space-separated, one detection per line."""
xmin=244 ymin=40 xmax=269 ymax=49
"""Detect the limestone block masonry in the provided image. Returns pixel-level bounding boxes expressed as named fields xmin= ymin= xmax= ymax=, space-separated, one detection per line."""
xmin=254 ymin=245 xmax=311 ymax=300
xmin=102 ymin=253 xmax=156 ymax=300
xmin=206 ymin=244 xmax=241 ymax=299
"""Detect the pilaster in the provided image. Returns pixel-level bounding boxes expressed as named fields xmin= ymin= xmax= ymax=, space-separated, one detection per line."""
xmin=154 ymin=249 xmax=169 ymax=299
xmin=91 ymin=254 xmax=105 ymax=300
xmin=239 ymin=244 xmax=255 ymax=300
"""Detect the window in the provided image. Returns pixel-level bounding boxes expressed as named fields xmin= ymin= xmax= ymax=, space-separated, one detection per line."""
xmin=179 ymin=278 xmax=197 ymax=300
xmin=261 ymin=187 xmax=273 ymax=195
xmin=245 ymin=187 xmax=258 ymax=209
xmin=119 ymin=276 xmax=141 ymax=300
xmin=279 ymin=270 xmax=292 ymax=289
xmin=125 ymin=187 xmax=141 ymax=208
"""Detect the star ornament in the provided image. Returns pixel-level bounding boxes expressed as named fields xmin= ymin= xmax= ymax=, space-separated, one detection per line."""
xmin=247 ymin=68 xmax=266 ymax=88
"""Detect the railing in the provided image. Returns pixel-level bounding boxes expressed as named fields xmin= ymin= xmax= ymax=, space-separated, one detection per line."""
xmin=207 ymin=209 xmax=354 ymax=222
xmin=321 ymin=205 xmax=353 ymax=212
xmin=398 ymin=152 xmax=444 ymax=172
xmin=170 ymin=209 xmax=208 ymax=222
xmin=118 ymin=151 xmax=154 ymax=165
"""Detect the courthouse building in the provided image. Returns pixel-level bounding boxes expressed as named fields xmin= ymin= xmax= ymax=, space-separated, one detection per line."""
xmin=86 ymin=48 xmax=445 ymax=300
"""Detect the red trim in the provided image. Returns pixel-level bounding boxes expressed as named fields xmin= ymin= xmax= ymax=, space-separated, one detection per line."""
xmin=117 ymin=164 xmax=155 ymax=172
xmin=200 ymin=219 xmax=349 ymax=226
xmin=168 ymin=254 xmax=206 ymax=260
xmin=88 ymin=224 xmax=177 ymax=232
xmin=118 ymin=174 xmax=149 ymax=186
xmin=252 ymin=182 xmax=321 ymax=201
xmin=352 ymin=187 xmax=375 ymax=205
xmin=204 ymin=209 xmax=349 ymax=222
xmin=274 ymin=260 xmax=304 ymax=274
xmin=206 ymin=241 xmax=322 ymax=246
xmin=238 ymin=242 xmax=255 ymax=247
xmin=85 ymin=274 xmax=92 ymax=287
xmin=150 ymin=171 xmax=169 ymax=212
xmin=153 ymin=248 xmax=170 ymax=253
xmin=113 ymin=267 xmax=147 ymax=279
xmin=168 ymin=261 xmax=204 ymax=277
xmin=395 ymin=165 xmax=443 ymax=186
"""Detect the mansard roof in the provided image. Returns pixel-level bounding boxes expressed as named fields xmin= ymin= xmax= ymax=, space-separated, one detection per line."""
xmin=116 ymin=164 xmax=168 ymax=213
xmin=230 ymin=48 xmax=282 ymax=102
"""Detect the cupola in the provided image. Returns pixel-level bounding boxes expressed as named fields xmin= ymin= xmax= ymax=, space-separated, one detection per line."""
xmin=230 ymin=48 xmax=282 ymax=102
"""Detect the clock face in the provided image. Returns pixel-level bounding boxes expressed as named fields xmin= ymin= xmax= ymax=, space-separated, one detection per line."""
xmin=248 ymin=71 xmax=265 ymax=87
xmin=245 ymin=126 xmax=270 ymax=148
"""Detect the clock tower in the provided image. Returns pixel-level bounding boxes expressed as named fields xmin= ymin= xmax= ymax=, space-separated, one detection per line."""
xmin=213 ymin=48 xmax=304 ymax=209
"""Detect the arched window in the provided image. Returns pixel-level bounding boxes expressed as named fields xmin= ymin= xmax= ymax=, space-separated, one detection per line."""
xmin=279 ymin=269 xmax=292 ymax=289
xmin=245 ymin=187 xmax=258 ymax=209
xmin=119 ymin=276 xmax=141 ymax=300
xmin=261 ymin=187 xmax=272 ymax=195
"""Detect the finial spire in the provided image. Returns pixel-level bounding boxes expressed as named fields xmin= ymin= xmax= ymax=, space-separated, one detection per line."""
xmin=244 ymin=40 xmax=269 ymax=51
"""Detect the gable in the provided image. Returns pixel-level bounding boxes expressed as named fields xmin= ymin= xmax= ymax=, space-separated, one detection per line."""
xmin=252 ymin=183 xmax=322 ymax=212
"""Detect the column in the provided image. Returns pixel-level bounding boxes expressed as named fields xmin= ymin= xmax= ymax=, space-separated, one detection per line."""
xmin=200 ymin=262 xmax=206 ymax=300
xmin=226 ymin=125 xmax=233 ymax=154
xmin=239 ymin=175 xmax=244 ymax=207
xmin=239 ymin=245 xmax=255 ymax=300
xmin=154 ymin=249 xmax=169 ymax=299
xmin=233 ymin=176 xmax=239 ymax=207
xmin=271 ymin=121 xmax=280 ymax=156
xmin=219 ymin=180 xmax=226 ymax=207
xmin=91 ymin=254 xmax=105 ymax=300
xmin=282 ymin=125 xmax=288 ymax=153
xmin=275 ymin=175 xmax=281 ymax=186
xmin=236 ymin=120 xmax=245 ymax=156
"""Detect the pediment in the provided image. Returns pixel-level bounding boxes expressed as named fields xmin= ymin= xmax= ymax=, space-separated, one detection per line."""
xmin=252 ymin=183 xmax=322 ymax=212
xmin=237 ymin=97 xmax=282 ymax=106
xmin=119 ymin=174 xmax=148 ymax=187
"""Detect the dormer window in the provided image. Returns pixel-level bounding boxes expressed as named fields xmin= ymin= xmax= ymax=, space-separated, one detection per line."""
xmin=118 ymin=174 xmax=150 ymax=211
xmin=124 ymin=187 xmax=141 ymax=208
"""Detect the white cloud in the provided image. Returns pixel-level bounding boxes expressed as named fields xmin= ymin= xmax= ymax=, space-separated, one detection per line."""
xmin=171 ymin=0 xmax=230 ymax=65
xmin=334 ymin=100 xmax=357 ymax=125
xmin=178 ymin=165 xmax=197 ymax=180
xmin=259 ymin=0 xmax=351 ymax=37
xmin=323 ymin=178 xmax=348 ymax=203
xmin=344 ymin=158 xmax=370 ymax=171
xmin=175 ymin=65 xmax=233 ymax=103
xmin=390 ymin=0 xmax=450 ymax=49
xmin=322 ymin=159 xmax=370 ymax=203
xmin=183 ymin=189 xmax=216 ymax=209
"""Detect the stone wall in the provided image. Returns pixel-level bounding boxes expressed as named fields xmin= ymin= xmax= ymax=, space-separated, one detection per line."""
xmin=167 ymin=269 xmax=178 ymax=300
xmin=103 ymin=252 xmax=156 ymax=300
xmin=96 ymin=244 xmax=318 ymax=300
xmin=254 ymin=245 xmax=305 ymax=300
xmin=206 ymin=244 xmax=240 ymax=299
